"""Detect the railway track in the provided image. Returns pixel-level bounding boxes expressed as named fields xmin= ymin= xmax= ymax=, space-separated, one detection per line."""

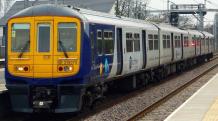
xmin=127 ymin=55 xmax=218 ymax=121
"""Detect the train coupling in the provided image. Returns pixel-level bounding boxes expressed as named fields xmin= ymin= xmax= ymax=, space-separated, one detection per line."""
xmin=31 ymin=86 xmax=57 ymax=111
xmin=33 ymin=100 xmax=53 ymax=109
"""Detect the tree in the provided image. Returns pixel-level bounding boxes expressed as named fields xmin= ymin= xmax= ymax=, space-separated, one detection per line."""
xmin=0 ymin=0 xmax=15 ymax=18
xmin=115 ymin=0 xmax=150 ymax=20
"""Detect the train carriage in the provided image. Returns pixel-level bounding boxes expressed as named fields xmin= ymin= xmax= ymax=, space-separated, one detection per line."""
xmin=202 ymin=31 xmax=214 ymax=59
xmin=187 ymin=30 xmax=202 ymax=57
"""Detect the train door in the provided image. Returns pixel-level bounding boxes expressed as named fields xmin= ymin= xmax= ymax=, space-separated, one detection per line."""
xmin=91 ymin=24 xmax=115 ymax=78
xmin=171 ymin=33 xmax=174 ymax=61
xmin=194 ymin=35 xmax=197 ymax=56
xmin=122 ymin=28 xmax=142 ymax=74
xmin=208 ymin=38 xmax=210 ymax=53
xmin=116 ymin=28 xmax=123 ymax=75
xmin=142 ymin=30 xmax=147 ymax=69
xmin=181 ymin=34 xmax=184 ymax=59
xmin=33 ymin=19 xmax=54 ymax=78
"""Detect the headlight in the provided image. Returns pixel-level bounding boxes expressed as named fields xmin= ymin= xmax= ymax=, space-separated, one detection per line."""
xmin=58 ymin=65 xmax=73 ymax=72
xmin=15 ymin=65 xmax=29 ymax=72
xmin=18 ymin=67 xmax=24 ymax=71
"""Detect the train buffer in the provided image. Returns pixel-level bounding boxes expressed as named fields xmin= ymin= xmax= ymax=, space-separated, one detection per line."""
xmin=165 ymin=73 xmax=218 ymax=121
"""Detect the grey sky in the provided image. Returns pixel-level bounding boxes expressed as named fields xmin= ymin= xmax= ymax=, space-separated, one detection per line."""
xmin=148 ymin=0 xmax=218 ymax=25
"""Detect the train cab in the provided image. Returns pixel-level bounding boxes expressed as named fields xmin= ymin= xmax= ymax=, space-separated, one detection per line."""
xmin=6 ymin=4 xmax=86 ymax=113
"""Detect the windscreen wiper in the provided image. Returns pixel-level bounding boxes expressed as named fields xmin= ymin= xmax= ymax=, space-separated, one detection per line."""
xmin=18 ymin=40 xmax=30 ymax=58
xmin=58 ymin=40 xmax=69 ymax=58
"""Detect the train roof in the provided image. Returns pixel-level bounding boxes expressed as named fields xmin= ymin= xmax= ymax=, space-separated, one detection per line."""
xmin=81 ymin=10 xmax=158 ymax=31
xmin=9 ymin=4 xmax=158 ymax=31
xmin=10 ymin=4 xmax=83 ymax=20
xmin=8 ymin=4 xmax=214 ymax=37
xmin=0 ymin=0 xmax=116 ymax=26
xmin=79 ymin=8 xmax=158 ymax=30
xmin=187 ymin=30 xmax=204 ymax=37
xmin=202 ymin=31 xmax=214 ymax=38
xmin=157 ymin=23 xmax=188 ymax=34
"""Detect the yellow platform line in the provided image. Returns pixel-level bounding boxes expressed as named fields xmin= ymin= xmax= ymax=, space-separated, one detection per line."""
xmin=203 ymin=98 xmax=218 ymax=121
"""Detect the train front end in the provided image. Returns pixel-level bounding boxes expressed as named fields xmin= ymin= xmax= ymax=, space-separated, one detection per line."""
xmin=5 ymin=5 xmax=88 ymax=113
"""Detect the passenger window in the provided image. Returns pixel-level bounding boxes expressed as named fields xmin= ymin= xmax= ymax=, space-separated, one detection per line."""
xmin=163 ymin=35 xmax=167 ymax=48
xmin=210 ymin=39 xmax=213 ymax=46
xmin=126 ymin=33 xmax=133 ymax=52
xmin=207 ymin=38 xmax=209 ymax=45
xmin=90 ymin=32 xmax=95 ymax=63
xmin=174 ymin=36 xmax=181 ymax=48
xmin=167 ymin=35 xmax=171 ymax=48
xmin=154 ymin=35 xmax=158 ymax=50
xmin=134 ymin=33 xmax=140 ymax=51
xmin=37 ymin=24 xmax=50 ymax=52
xmin=198 ymin=38 xmax=201 ymax=46
xmin=184 ymin=37 xmax=188 ymax=47
xmin=203 ymin=38 xmax=206 ymax=46
xmin=148 ymin=34 xmax=153 ymax=50
xmin=104 ymin=31 xmax=109 ymax=39
xmin=97 ymin=30 xmax=103 ymax=55
xmin=178 ymin=36 xmax=181 ymax=47
xmin=104 ymin=31 xmax=114 ymax=54
xmin=97 ymin=30 xmax=102 ymax=39
xmin=58 ymin=23 xmax=77 ymax=52
xmin=11 ymin=23 xmax=30 ymax=52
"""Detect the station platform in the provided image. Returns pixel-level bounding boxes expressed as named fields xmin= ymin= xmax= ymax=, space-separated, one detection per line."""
xmin=0 ymin=68 xmax=5 ymax=84
xmin=165 ymin=73 xmax=218 ymax=121
xmin=0 ymin=84 xmax=6 ymax=92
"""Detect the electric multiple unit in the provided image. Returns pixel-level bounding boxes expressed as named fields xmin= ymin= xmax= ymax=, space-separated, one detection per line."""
xmin=5 ymin=4 xmax=214 ymax=113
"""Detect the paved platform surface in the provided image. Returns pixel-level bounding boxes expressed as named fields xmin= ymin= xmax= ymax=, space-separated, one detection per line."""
xmin=0 ymin=68 xmax=4 ymax=84
xmin=0 ymin=84 xmax=6 ymax=92
xmin=165 ymin=73 xmax=218 ymax=121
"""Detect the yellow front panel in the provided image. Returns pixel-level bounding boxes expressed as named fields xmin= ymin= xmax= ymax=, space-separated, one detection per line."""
xmin=33 ymin=65 xmax=53 ymax=73
xmin=34 ymin=73 xmax=52 ymax=78
xmin=8 ymin=55 xmax=33 ymax=65
xmin=33 ymin=19 xmax=54 ymax=78
xmin=8 ymin=16 xmax=81 ymax=79
xmin=7 ymin=17 xmax=34 ymax=78
xmin=8 ymin=65 xmax=33 ymax=77
xmin=53 ymin=17 xmax=81 ymax=78
xmin=33 ymin=56 xmax=53 ymax=65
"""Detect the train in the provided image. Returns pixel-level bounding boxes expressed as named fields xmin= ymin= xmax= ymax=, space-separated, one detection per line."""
xmin=5 ymin=4 xmax=214 ymax=113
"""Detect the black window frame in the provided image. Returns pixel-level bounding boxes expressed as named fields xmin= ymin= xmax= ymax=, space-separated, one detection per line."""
xmin=134 ymin=33 xmax=140 ymax=52
xmin=103 ymin=30 xmax=114 ymax=54
xmin=97 ymin=29 xmax=103 ymax=55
